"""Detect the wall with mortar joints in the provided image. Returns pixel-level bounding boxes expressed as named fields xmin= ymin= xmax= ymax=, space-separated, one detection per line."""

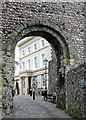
xmin=0 ymin=69 xmax=2 ymax=119
xmin=2 ymin=56 xmax=14 ymax=115
xmin=66 ymin=62 xmax=86 ymax=118
xmin=1 ymin=0 xmax=86 ymax=2
xmin=0 ymin=1 xmax=86 ymax=117
xmin=0 ymin=2 xmax=3 ymax=119
xmin=1 ymin=2 xmax=85 ymax=64
xmin=64 ymin=2 xmax=85 ymax=63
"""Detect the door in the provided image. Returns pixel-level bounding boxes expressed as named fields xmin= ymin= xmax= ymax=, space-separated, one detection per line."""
xmin=28 ymin=77 xmax=31 ymax=94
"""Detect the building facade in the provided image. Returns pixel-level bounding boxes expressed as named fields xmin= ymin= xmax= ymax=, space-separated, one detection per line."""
xmin=14 ymin=36 xmax=52 ymax=95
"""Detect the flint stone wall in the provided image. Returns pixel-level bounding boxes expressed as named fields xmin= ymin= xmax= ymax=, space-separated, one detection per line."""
xmin=48 ymin=58 xmax=58 ymax=93
xmin=1 ymin=1 xmax=85 ymax=63
xmin=0 ymin=1 xmax=85 ymax=118
xmin=66 ymin=62 xmax=86 ymax=118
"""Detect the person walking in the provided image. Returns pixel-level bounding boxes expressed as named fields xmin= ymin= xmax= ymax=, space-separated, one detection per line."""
xmin=16 ymin=82 xmax=19 ymax=95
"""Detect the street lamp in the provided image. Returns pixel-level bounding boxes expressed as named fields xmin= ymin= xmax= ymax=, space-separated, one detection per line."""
xmin=32 ymin=80 xmax=36 ymax=100
xmin=44 ymin=59 xmax=48 ymax=89
xmin=44 ymin=59 xmax=48 ymax=67
xmin=44 ymin=58 xmax=48 ymax=100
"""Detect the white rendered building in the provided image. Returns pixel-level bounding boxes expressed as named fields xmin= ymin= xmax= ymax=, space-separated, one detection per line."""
xmin=14 ymin=36 xmax=52 ymax=95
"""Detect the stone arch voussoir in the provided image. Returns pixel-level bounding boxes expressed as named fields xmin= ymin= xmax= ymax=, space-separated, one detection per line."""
xmin=7 ymin=20 xmax=72 ymax=63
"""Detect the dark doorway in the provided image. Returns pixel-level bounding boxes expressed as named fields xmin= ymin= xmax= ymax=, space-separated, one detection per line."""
xmin=28 ymin=77 xmax=31 ymax=94
xmin=16 ymin=81 xmax=19 ymax=95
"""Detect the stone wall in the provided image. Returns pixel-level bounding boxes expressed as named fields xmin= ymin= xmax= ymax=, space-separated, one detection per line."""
xmin=48 ymin=58 xmax=58 ymax=93
xmin=48 ymin=59 xmax=86 ymax=118
xmin=0 ymin=69 xmax=2 ymax=119
xmin=1 ymin=0 xmax=86 ymax=3
xmin=48 ymin=57 xmax=66 ymax=110
xmin=0 ymin=0 xmax=85 ymax=118
xmin=66 ymin=62 xmax=86 ymax=118
xmin=1 ymin=1 xmax=85 ymax=63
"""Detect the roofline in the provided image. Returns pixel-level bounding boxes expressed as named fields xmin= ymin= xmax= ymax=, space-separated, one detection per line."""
xmin=17 ymin=36 xmax=36 ymax=47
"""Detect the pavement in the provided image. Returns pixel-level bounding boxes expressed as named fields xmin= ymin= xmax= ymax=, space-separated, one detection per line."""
xmin=10 ymin=95 xmax=72 ymax=118
xmin=0 ymin=111 xmax=2 ymax=120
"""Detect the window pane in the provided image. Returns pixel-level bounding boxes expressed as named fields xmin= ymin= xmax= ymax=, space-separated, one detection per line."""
xmin=42 ymin=74 xmax=45 ymax=86
xmin=28 ymin=59 xmax=30 ymax=70
xmin=22 ymin=50 xmax=25 ymax=56
xmin=34 ymin=57 xmax=37 ymax=68
xmin=33 ymin=76 xmax=37 ymax=87
xmin=34 ymin=43 xmax=37 ymax=51
xmin=28 ymin=47 xmax=30 ymax=53
xmin=23 ymin=79 xmax=25 ymax=89
xmin=41 ymin=53 xmax=45 ymax=66
xmin=41 ymin=39 xmax=45 ymax=47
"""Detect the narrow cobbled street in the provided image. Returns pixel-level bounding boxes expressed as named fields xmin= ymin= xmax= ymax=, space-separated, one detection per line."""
xmin=11 ymin=95 xmax=71 ymax=118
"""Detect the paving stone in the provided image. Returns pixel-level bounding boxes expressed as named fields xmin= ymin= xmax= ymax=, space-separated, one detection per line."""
xmin=11 ymin=95 xmax=71 ymax=118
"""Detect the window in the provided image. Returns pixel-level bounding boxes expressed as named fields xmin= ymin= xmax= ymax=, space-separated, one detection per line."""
xmin=34 ymin=56 xmax=37 ymax=68
xmin=28 ymin=59 xmax=30 ymax=70
xmin=23 ymin=79 xmax=25 ymax=89
xmin=33 ymin=76 xmax=37 ymax=87
xmin=22 ymin=49 xmax=25 ymax=56
xmin=22 ymin=61 xmax=25 ymax=70
xmin=41 ymin=39 xmax=45 ymax=47
xmin=28 ymin=47 xmax=30 ymax=53
xmin=34 ymin=43 xmax=37 ymax=51
xmin=33 ymin=76 xmax=37 ymax=84
xmin=41 ymin=53 xmax=45 ymax=66
xmin=41 ymin=74 xmax=45 ymax=86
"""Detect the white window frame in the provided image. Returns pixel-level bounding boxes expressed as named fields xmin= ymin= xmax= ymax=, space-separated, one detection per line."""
xmin=22 ymin=49 xmax=25 ymax=56
xmin=22 ymin=61 xmax=25 ymax=70
xmin=27 ymin=46 xmax=31 ymax=54
xmin=33 ymin=42 xmax=37 ymax=51
xmin=40 ymin=38 xmax=45 ymax=48
xmin=28 ymin=59 xmax=30 ymax=70
xmin=34 ymin=56 xmax=38 ymax=69
xmin=40 ymin=53 xmax=45 ymax=67
xmin=41 ymin=74 xmax=45 ymax=86
xmin=23 ymin=79 xmax=25 ymax=89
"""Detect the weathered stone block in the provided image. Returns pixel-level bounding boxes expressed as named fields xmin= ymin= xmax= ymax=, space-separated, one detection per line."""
xmin=0 ymin=1 xmax=85 ymax=118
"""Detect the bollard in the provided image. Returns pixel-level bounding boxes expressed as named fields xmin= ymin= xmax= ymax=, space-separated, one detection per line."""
xmin=33 ymin=91 xmax=35 ymax=100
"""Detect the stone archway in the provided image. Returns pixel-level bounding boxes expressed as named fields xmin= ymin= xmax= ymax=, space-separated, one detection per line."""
xmin=7 ymin=20 xmax=70 ymax=59
xmin=0 ymin=1 xmax=85 ymax=118
xmin=2 ymin=20 xmax=71 ymax=115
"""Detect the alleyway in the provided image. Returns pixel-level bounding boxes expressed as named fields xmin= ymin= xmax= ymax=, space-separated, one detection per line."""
xmin=11 ymin=95 xmax=71 ymax=118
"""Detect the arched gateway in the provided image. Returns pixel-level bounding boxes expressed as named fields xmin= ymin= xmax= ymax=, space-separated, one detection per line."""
xmin=7 ymin=20 xmax=70 ymax=59
xmin=5 ymin=20 xmax=70 ymax=112
xmin=0 ymin=1 xmax=86 ymax=118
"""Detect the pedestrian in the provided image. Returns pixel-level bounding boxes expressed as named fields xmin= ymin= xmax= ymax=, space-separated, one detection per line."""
xmin=16 ymin=82 xmax=19 ymax=95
